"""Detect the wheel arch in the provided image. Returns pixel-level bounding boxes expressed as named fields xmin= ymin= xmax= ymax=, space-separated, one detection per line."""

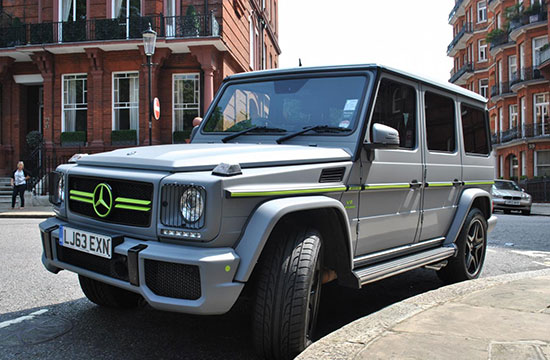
xmin=233 ymin=196 xmax=354 ymax=284
xmin=444 ymin=188 xmax=492 ymax=246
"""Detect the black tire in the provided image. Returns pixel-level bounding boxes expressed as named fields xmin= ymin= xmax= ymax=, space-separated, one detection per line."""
xmin=437 ymin=208 xmax=487 ymax=284
xmin=78 ymin=275 xmax=142 ymax=308
xmin=504 ymin=209 xmax=512 ymax=214
xmin=252 ymin=224 xmax=323 ymax=360
xmin=522 ymin=209 xmax=531 ymax=216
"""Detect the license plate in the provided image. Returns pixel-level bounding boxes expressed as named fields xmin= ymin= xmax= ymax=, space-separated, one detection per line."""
xmin=59 ymin=226 xmax=113 ymax=259
xmin=505 ymin=200 xmax=521 ymax=205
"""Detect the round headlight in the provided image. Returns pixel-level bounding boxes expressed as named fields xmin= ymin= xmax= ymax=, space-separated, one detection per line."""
xmin=180 ymin=187 xmax=204 ymax=223
xmin=57 ymin=176 xmax=65 ymax=202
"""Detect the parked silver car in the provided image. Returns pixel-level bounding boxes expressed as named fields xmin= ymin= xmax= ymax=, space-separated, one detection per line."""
xmin=492 ymin=179 xmax=532 ymax=215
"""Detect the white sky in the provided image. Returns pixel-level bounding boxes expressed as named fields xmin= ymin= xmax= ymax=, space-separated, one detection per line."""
xmin=278 ymin=0 xmax=455 ymax=84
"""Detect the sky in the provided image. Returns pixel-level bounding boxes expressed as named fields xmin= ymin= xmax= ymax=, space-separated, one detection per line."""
xmin=278 ymin=0 xmax=455 ymax=84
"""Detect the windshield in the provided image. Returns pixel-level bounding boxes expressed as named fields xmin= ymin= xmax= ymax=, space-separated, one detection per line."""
xmin=494 ymin=180 xmax=521 ymax=191
xmin=202 ymin=76 xmax=368 ymax=135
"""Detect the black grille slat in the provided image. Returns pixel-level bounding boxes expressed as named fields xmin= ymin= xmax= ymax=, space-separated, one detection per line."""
xmin=503 ymin=196 xmax=521 ymax=200
xmin=144 ymin=260 xmax=201 ymax=300
xmin=55 ymin=242 xmax=129 ymax=282
xmin=160 ymin=185 xmax=205 ymax=229
xmin=68 ymin=176 xmax=153 ymax=227
xmin=319 ymin=167 xmax=346 ymax=183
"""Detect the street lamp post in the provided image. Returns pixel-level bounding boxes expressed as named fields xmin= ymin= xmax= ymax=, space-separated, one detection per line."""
xmin=142 ymin=23 xmax=157 ymax=146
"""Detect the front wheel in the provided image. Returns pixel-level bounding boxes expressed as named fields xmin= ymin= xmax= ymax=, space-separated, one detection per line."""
xmin=253 ymin=224 xmax=323 ymax=360
xmin=79 ymin=275 xmax=142 ymax=308
xmin=437 ymin=208 xmax=487 ymax=284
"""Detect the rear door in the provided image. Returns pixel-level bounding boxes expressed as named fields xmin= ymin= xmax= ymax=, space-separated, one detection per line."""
xmin=418 ymin=86 xmax=462 ymax=241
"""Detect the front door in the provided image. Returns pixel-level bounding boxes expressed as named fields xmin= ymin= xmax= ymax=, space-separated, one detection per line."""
xmin=356 ymin=76 xmax=422 ymax=256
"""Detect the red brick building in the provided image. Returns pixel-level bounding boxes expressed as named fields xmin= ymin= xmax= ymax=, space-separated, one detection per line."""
xmin=448 ymin=0 xmax=550 ymax=180
xmin=0 ymin=0 xmax=280 ymax=175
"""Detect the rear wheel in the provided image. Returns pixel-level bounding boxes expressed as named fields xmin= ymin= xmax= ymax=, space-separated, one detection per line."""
xmin=437 ymin=208 xmax=487 ymax=284
xmin=79 ymin=275 xmax=142 ymax=308
xmin=253 ymin=223 xmax=323 ymax=360
xmin=522 ymin=209 xmax=531 ymax=216
xmin=504 ymin=209 xmax=512 ymax=214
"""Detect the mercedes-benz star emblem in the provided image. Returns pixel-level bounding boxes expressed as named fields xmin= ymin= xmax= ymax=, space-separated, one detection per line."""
xmin=93 ymin=183 xmax=113 ymax=218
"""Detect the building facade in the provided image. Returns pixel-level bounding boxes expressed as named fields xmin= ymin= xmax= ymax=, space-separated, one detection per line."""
xmin=448 ymin=0 xmax=550 ymax=180
xmin=0 ymin=0 xmax=280 ymax=175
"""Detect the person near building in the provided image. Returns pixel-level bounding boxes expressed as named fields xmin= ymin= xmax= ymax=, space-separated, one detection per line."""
xmin=10 ymin=161 xmax=31 ymax=209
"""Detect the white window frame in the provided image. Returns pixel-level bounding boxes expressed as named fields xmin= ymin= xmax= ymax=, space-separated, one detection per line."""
xmin=112 ymin=71 xmax=139 ymax=133
xmin=535 ymin=150 xmax=550 ymax=177
xmin=249 ymin=16 xmax=254 ymax=69
xmin=534 ymin=92 xmax=550 ymax=135
xmin=533 ymin=36 xmax=549 ymax=67
xmin=509 ymin=104 xmax=518 ymax=129
xmin=508 ymin=55 xmax=517 ymax=82
xmin=521 ymin=151 xmax=526 ymax=176
xmin=61 ymin=73 xmax=87 ymax=132
xmin=479 ymin=78 xmax=489 ymax=98
xmin=499 ymin=107 xmax=503 ymax=139
xmin=477 ymin=1 xmax=487 ymax=23
xmin=172 ymin=73 xmax=201 ymax=134
xmin=478 ymin=39 xmax=488 ymax=62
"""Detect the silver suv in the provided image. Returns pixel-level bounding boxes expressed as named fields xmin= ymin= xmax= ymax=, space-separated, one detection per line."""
xmin=40 ymin=65 xmax=497 ymax=360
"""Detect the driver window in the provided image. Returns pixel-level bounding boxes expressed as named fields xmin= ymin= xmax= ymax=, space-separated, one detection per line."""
xmin=371 ymin=78 xmax=417 ymax=149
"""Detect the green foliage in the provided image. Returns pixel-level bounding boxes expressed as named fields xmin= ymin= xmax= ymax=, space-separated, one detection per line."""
xmin=505 ymin=4 xmax=522 ymax=21
xmin=486 ymin=28 xmax=507 ymax=44
xmin=524 ymin=1 xmax=541 ymax=16
xmin=203 ymin=107 xmax=225 ymax=132
xmin=173 ymin=130 xmax=192 ymax=143
xmin=111 ymin=129 xmax=137 ymax=143
xmin=26 ymin=131 xmax=43 ymax=149
xmin=520 ymin=175 xmax=528 ymax=180
xmin=61 ymin=131 xmax=86 ymax=143
xmin=185 ymin=5 xmax=201 ymax=34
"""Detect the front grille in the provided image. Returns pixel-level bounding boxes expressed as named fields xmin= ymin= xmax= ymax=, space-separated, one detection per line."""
xmin=144 ymin=259 xmax=201 ymax=300
xmin=68 ymin=176 xmax=153 ymax=227
xmin=55 ymin=241 xmax=129 ymax=282
xmin=319 ymin=167 xmax=346 ymax=183
xmin=160 ymin=184 xmax=206 ymax=229
xmin=503 ymin=196 xmax=521 ymax=200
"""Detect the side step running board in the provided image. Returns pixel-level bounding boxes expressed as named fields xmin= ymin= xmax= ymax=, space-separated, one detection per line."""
xmin=353 ymin=246 xmax=456 ymax=287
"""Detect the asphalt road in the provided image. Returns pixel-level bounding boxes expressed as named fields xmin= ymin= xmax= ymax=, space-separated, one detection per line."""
xmin=1 ymin=214 xmax=549 ymax=360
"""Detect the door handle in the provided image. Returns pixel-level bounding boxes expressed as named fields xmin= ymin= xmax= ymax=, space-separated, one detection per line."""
xmin=409 ymin=180 xmax=422 ymax=189
xmin=452 ymin=179 xmax=464 ymax=187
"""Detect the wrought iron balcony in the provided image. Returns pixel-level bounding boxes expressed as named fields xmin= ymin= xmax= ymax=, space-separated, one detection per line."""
xmin=0 ymin=13 xmax=220 ymax=48
xmin=492 ymin=123 xmax=550 ymax=145
xmin=488 ymin=32 xmax=510 ymax=50
xmin=449 ymin=0 xmax=465 ymax=22
xmin=538 ymin=47 xmax=550 ymax=66
xmin=450 ymin=62 xmax=473 ymax=83
xmin=510 ymin=67 xmax=545 ymax=87
xmin=447 ymin=22 xmax=472 ymax=54
xmin=490 ymin=82 xmax=512 ymax=99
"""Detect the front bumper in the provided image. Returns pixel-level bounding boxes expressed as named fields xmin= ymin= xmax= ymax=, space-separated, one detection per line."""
xmin=39 ymin=217 xmax=243 ymax=315
xmin=493 ymin=198 xmax=532 ymax=211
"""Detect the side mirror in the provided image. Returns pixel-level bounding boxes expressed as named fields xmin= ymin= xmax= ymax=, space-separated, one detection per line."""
xmin=365 ymin=123 xmax=400 ymax=149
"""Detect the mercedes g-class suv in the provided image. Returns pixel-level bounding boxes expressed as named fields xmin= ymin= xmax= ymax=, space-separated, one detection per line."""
xmin=40 ymin=64 xmax=497 ymax=360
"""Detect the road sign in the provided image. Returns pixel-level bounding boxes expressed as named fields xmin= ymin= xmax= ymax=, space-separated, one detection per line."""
xmin=153 ymin=97 xmax=160 ymax=120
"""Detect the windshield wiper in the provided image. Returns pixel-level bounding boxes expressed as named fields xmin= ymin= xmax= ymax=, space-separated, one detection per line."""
xmin=221 ymin=125 xmax=286 ymax=143
xmin=276 ymin=125 xmax=351 ymax=144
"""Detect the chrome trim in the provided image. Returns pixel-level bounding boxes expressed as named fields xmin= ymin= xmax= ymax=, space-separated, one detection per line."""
xmin=353 ymin=237 xmax=445 ymax=268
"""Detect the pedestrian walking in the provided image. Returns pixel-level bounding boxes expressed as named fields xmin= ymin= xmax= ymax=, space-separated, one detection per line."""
xmin=11 ymin=161 xmax=31 ymax=209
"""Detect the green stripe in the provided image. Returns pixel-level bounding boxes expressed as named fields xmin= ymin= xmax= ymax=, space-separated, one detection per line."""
xmin=70 ymin=195 xmax=94 ymax=204
xmin=347 ymin=186 xmax=362 ymax=191
xmin=70 ymin=190 xmax=93 ymax=198
xmin=465 ymin=181 xmax=495 ymax=186
xmin=428 ymin=182 xmax=454 ymax=187
xmin=114 ymin=204 xmax=151 ymax=212
xmin=230 ymin=186 xmax=347 ymax=198
xmin=115 ymin=197 xmax=151 ymax=206
xmin=363 ymin=184 xmax=410 ymax=190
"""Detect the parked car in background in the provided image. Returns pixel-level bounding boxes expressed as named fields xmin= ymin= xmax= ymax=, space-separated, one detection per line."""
xmin=492 ymin=180 xmax=532 ymax=215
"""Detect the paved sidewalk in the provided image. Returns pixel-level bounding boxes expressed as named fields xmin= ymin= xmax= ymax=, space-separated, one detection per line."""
xmin=532 ymin=203 xmax=550 ymax=216
xmin=0 ymin=206 xmax=54 ymax=218
xmin=298 ymin=269 xmax=550 ymax=360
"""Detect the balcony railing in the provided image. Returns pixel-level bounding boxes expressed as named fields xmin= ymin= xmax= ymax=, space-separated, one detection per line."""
xmin=0 ymin=13 xmax=220 ymax=48
xmin=509 ymin=9 xmax=548 ymax=33
xmin=450 ymin=62 xmax=473 ymax=83
xmin=488 ymin=32 xmax=510 ymax=50
xmin=538 ymin=47 xmax=550 ymax=66
xmin=510 ymin=67 xmax=545 ymax=86
xmin=492 ymin=123 xmax=550 ymax=145
xmin=449 ymin=0 xmax=465 ymax=22
xmin=490 ymin=82 xmax=512 ymax=98
xmin=447 ymin=22 xmax=472 ymax=54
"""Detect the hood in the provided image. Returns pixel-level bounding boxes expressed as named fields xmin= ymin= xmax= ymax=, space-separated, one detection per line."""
xmin=492 ymin=189 xmax=525 ymax=197
xmin=76 ymin=143 xmax=352 ymax=172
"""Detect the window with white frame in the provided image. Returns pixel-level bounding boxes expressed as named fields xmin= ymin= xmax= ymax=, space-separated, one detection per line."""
xmin=533 ymin=36 xmax=549 ymax=66
xmin=61 ymin=0 xmax=86 ymax=22
xmin=508 ymin=55 xmax=518 ymax=82
xmin=249 ymin=16 xmax=255 ymax=69
xmin=477 ymin=1 xmax=487 ymax=23
xmin=509 ymin=104 xmax=518 ymax=129
xmin=62 ymin=74 xmax=87 ymax=132
xmin=478 ymin=39 xmax=487 ymax=62
xmin=173 ymin=73 xmax=200 ymax=135
xmin=113 ymin=72 xmax=139 ymax=131
xmin=535 ymin=150 xmax=550 ymax=177
xmin=479 ymin=78 xmax=489 ymax=98
xmin=534 ymin=93 xmax=549 ymax=135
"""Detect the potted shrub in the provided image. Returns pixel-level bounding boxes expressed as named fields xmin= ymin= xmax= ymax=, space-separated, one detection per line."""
xmin=505 ymin=4 xmax=523 ymax=28
xmin=173 ymin=129 xmax=193 ymax=144
xmin=26 ymin=130 xmax=43 ymax=150
xmin=184 ymin=5 xmax=201 ymax=37
xmin=111 ymin=129 xmax=137 ymax=146
xmin=61 ymin=131 xmax=86 ymax=147
xmin=486 ymin=28 xmax=507 ymax=47
xmin=524 ymin=1 xmax=542 ymax=22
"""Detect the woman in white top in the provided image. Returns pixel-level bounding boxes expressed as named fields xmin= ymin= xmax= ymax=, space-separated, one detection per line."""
xmin=11 ymin=161 xmax=31 ymax=209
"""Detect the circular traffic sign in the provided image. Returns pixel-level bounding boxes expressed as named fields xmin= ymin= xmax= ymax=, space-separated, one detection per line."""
xmin=153 ymin=97 xmax=160 ymax=120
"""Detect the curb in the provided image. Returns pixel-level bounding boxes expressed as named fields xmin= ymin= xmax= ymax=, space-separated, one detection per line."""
xmin=297 ymin=268 xmax=550 ymax=360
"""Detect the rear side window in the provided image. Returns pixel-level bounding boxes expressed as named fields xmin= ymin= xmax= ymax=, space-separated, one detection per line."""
xmin=424 ymin=92 xmax=456 ymax=152
xmin=461 ymin=104 xmax=490 ymax=155
xmin=371 ymin=78 xmax=417 ymax=149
